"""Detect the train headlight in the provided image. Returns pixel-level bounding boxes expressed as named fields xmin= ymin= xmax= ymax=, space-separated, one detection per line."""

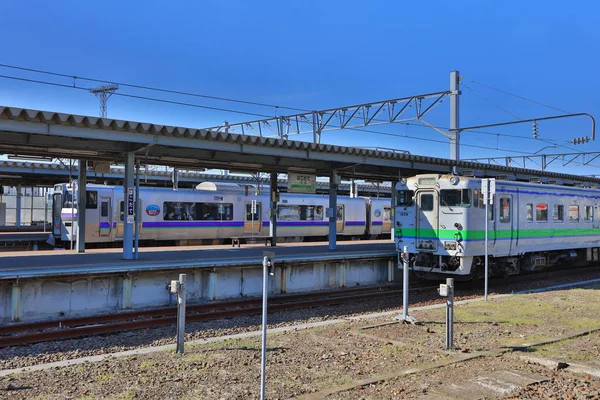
xmin=449 ymin=176 xmax=460 ymax=185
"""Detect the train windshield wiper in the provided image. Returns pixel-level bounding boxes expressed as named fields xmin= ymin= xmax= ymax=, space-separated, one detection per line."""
xmin=441 ymin=198 xmax=454 ymax=211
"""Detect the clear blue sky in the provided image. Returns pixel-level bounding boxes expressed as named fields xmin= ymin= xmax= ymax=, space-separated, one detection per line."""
xmin=0 ymin=1 xmax=598 ymax=176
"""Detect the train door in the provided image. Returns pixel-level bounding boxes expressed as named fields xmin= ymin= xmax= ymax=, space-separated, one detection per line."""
xmin=244 ymin=201 xmax=262 ymax=236
xmin=336 ymin=205 xmax=344 ymax=233
xmin=99 ymin=197 xmax=112 ymax=237
xmin=116 ymin=199 xmax=124 ymax=239
xmin=497 ymin=195 xmax=513 ymax=255
xmin=416 ymin=190 xmax=437 ymax=251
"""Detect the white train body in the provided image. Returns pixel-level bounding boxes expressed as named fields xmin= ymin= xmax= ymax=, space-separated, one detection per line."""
xmin=394 ymin=174 xmax=600 ymax=278
xmin=52 ymin=182 xmax=392 ymax=245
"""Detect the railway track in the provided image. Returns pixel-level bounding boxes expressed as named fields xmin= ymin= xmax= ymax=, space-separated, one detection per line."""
xmin=2 ymin=265 xmax=597 ymax=348
xmin=0 ymin=285 xmax=422 ymax=348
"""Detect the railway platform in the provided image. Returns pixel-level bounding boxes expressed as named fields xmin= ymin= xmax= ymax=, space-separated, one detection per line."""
xmin=0 ymin=241 xmax=398 ymax=323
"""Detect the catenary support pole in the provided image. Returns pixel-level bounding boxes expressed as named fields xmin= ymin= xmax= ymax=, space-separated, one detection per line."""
xmin=123 ymin=152 xmax=134 ymax=260
xmin=329 ymin=170 xmax=338 ymax=250
xmin=269 ymin=172 xmax=277 ymax=246
xmin=449 ymin=70 xmax=460 ymax=160
xmin=76 ymin=159 xmax=87 ymax=253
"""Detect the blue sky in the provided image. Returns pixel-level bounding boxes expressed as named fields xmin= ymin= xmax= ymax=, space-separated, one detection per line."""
xmin=0 ymin=1 xmax=598 ymax=176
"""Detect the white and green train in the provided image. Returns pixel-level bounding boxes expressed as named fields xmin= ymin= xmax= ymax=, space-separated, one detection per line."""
xmin=394 ymin=174 xmax=600 ymax=279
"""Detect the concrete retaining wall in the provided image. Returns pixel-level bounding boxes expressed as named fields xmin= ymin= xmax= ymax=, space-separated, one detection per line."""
xmin=0 ymin=257 xmax=393 ymax=323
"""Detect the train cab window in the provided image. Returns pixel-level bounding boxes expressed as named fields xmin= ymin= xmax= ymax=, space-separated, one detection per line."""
xmin=119 ymin=201 xmax=125 ymax=222
xmin=526 ymin=204 xmax=533 ymax=222
xmin=568 ymin=205 xmax=579 ymax=222
xmin=397 ymin=190 xmax=415 ymax=207
xmin=473 ymin=189 xmax=480 ymax=208
xmin=552 ymin=205 xmax=564 ymax=222
xmin=86 ymin=191 xmax=98 ymax=209
xmin=499 ymin=198 xmax=511 ymax=223
xmin=63 ymin=191 xmax=75 ymax=208
xmin=440 ymin=189 xmax=471 ymax=207
xmin=420 ymin=194 xmax=434 ymax=212
xmin=584 ymin=206 xmax=593 ymax=222
xmin=536 ymin=204 xmax=548 ymax=222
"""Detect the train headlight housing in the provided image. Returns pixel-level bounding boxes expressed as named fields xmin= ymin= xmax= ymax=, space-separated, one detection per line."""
xmin=449 ymin=176 xmax=460 ymax=185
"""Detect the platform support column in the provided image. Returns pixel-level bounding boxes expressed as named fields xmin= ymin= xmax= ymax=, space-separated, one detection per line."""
xmin=122 ymin=275 xmax=132 ymax=309
xmin=134 ymin=162 xmax=140 ymax=260
xmin=390 ymin=179 xmax=398 ymax=239
xmin=16 ymin=184 xmax=22 ymax=227
xmin=339 ymin=261 xmax=347 ymax=288
xmin=76 ymin=160 xmax=87 ymax=253
xmin=11 ymin=283 xmax=21 ymax=322
xmin=209 ymin=271 xmax=217 ymax=300
xmin=123 ymin=152 xmax=135 ymax=260
xmin=269 ymin=172 xmax=278 ymax=247
xmin=387 ymin=259 xmax=395 ymax=282
xmin=329 ymin=170 xmax=338 ymax=251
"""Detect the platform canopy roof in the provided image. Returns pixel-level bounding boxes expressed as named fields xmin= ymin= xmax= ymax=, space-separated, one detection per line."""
xmin=0 ymin=106 xmax=598 ymax=186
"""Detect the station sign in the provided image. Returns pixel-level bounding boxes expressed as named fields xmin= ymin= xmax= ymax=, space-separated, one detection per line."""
xmin=288 ymin=173 xmax=316 ymax=193
xmin=127 ymin=187 xmax=135 ymax=224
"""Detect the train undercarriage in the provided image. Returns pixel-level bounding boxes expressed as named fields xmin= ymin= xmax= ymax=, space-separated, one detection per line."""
xmin=410 ymin=248 xmax=599 ymax=280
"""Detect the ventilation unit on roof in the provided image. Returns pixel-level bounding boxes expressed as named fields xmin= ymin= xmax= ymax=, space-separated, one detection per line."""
xmin=547 ymin=179 xmax=563 ymax=186
xmin=462 ymin=169 xmax=485 ymax=178
xmin=573 ymin=182 xmax=591 ymax=188
xmin=496 ymin=174 xmax=516 ymax=181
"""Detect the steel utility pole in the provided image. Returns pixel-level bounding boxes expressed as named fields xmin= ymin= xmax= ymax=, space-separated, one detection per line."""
xmin=90 ymin=84 xmax=118 ymax=118
xmin=449 ymin=70 xmax=460 ymax=161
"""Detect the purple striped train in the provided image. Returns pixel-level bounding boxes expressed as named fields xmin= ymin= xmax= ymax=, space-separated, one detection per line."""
xmin=52 ymin=182 xmax=392 ymax=247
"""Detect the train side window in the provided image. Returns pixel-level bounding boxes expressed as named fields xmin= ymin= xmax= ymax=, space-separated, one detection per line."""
xmin=246 ymin=203 xmax=261 ymax=221
xmin=473 ymin=189 xmax=480 ymax=208
xmin=525 ymin=204 xmax=533 ymax=222
xmin=536 ymin=204 xmax=548 ymax=222
xmin=397 ymin=190 xmax=415 ymax=206
xmin=552 ymin=204 xmax=564 ymax=222
xmin=584 ymin=206 xmax=593 ymax=222
xmin=568 ymin=205 xmax=579 ymax=222
xmin=86 ymin=191 xmax=98 ymax=209
xmin=119 ymin=201 xmax=124 ymax=222
xmin=499 ymin=198 xmax=510 ymax=223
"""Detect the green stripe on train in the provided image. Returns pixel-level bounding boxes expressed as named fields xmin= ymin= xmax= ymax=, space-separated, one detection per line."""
xmin=398 ymin=227 xmax=600 ymax=240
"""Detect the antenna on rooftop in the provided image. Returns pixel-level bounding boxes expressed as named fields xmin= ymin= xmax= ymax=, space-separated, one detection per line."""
xmin=89 ymin=84 xmax=119 ymax=118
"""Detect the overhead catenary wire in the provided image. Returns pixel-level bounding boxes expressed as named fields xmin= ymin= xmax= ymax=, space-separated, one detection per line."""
xmin=0 ymin=63 xmax=307 ymax=113
xmin=0 ymin=67 xmax=587 ymax=159
xmin=0 ymin=74 xmax=273 ymax=118
xmin=463 ymin=77 xmax=571 ymax=114
xmin=0 ymin=63 xmax=580 ymax=149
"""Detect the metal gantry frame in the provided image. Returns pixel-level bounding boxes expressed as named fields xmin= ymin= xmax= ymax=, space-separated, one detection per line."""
xmin=212 ymin=90 xmax=452 ymax=144
xmin=465 ymin=151 xmax=600 ymax=172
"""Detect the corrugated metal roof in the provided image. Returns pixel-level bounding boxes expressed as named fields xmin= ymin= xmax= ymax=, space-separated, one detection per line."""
xmin=0 ymin=106 xmax=598 ymax=184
